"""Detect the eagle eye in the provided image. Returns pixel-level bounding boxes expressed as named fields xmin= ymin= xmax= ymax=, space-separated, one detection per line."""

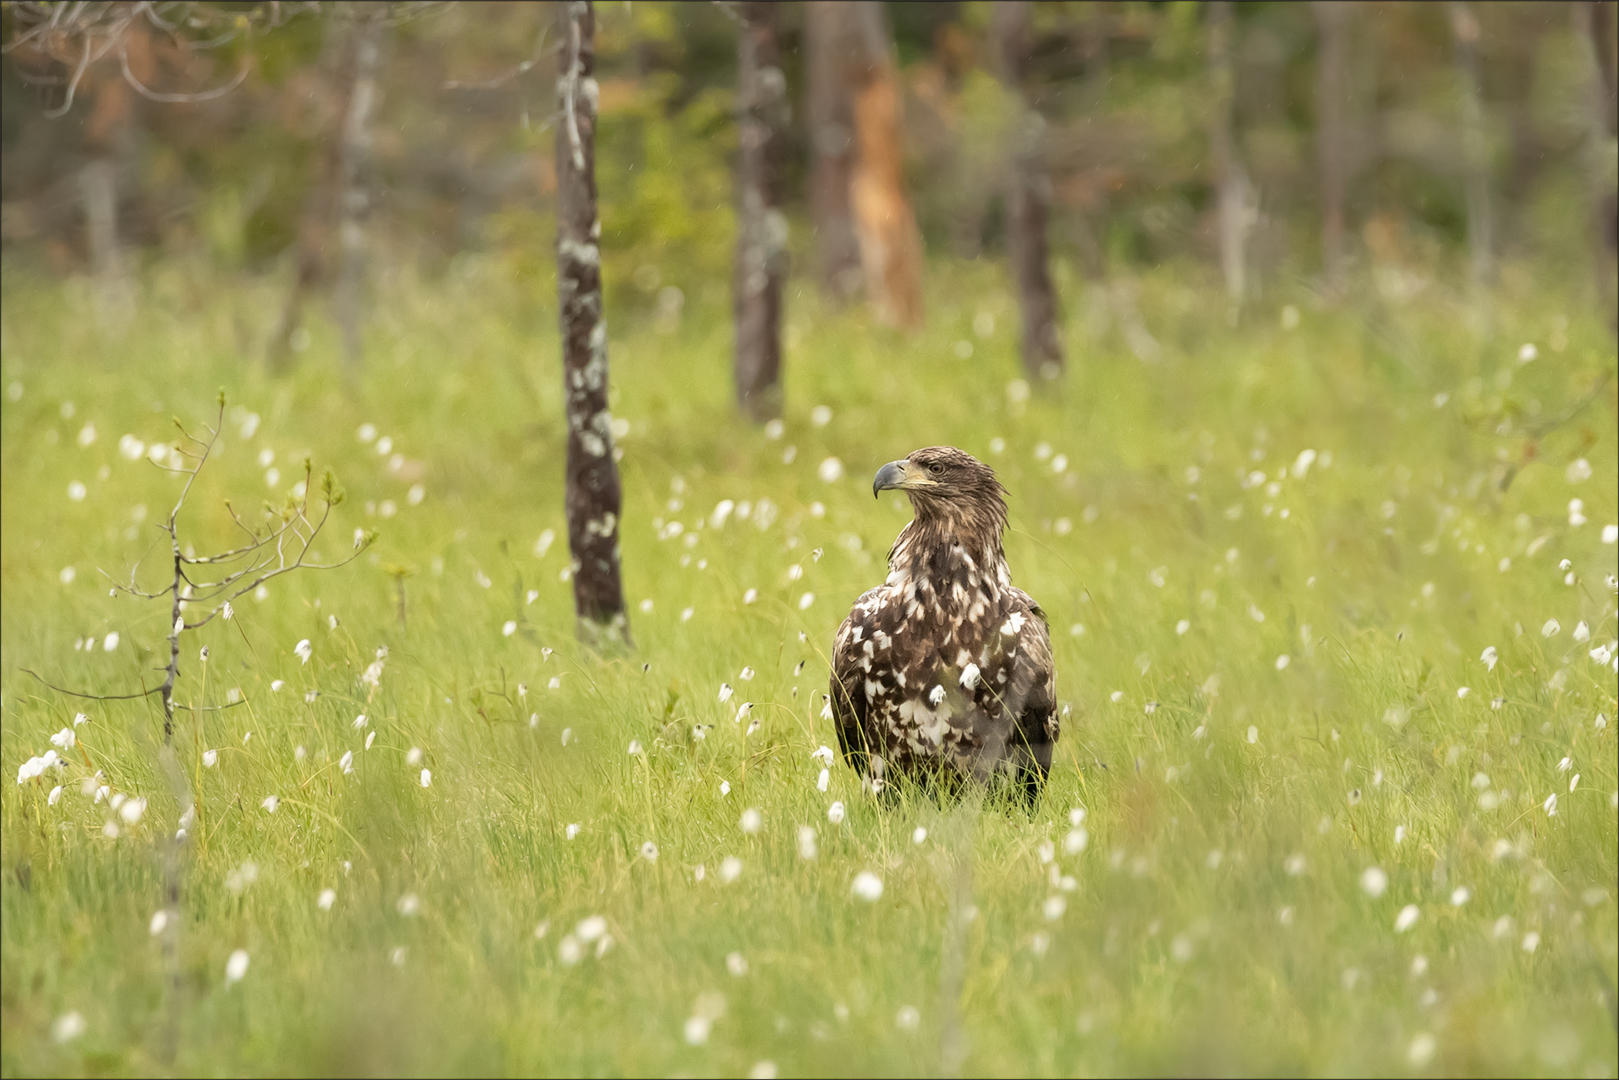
xmin=927 ymin=462 xmax=944 ymax=475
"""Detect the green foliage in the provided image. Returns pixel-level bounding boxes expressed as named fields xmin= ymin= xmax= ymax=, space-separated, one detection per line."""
xmin=0 ymin=256 xmax=1615 ymax=1076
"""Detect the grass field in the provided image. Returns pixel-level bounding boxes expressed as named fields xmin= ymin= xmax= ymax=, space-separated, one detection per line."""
xmin=2 ymin=255 xmax=1616 ymax=1076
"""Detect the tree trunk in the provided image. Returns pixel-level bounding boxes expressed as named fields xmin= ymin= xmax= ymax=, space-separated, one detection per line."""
xmin=848 ymin=2 xmax=924 ymax=332
xmin=1449 ymin=2 xmax=1493 ymax=289
xmin=1209 ymin=0 xmax=1254 ymax=305
xmin=1575 ymin=0 xmax=1618 ymax=333
xmin=992 ymin=0 xmax=1063 ymax=381
xmin=735 ymin=1 xmax=789 ymax=422
xmin=557 ymin=0 xmax=630 ymax=647
xmin=335 ymin=7 xmax=382 ymax=375
xmin=271 ymin=22 xmax=348 ymax=369
xmin=1314 ymin=1 xmax=1350 ymax=294
xmin=805 ymin=1 xmax=862 ymax=302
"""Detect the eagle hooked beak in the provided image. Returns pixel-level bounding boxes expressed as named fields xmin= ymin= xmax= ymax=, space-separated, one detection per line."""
xmin=873 ymin=459 xmax=919 ymax=498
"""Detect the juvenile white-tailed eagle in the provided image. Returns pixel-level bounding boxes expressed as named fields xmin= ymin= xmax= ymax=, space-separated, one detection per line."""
xmin=830 ymin=446 xmax=1057 ymax=801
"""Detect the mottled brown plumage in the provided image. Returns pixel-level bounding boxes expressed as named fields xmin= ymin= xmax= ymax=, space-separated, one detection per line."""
xmin=830 ymin=447 xmax=1057 ymax=801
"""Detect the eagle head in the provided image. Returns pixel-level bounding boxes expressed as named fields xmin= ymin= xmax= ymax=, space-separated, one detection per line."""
xmin=873 ymin=446 xmax=1008 ymax=535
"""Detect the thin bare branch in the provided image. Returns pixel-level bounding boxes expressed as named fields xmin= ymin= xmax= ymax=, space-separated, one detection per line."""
xmin=119 ymin=39 xmax=249 ymax=103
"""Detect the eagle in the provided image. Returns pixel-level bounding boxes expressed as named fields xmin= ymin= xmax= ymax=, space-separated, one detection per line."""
xmin=830 ymin=446 xmax=1058 ymax=802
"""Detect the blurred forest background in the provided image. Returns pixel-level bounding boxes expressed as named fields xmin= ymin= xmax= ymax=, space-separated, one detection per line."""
xmin=3 ymin=0 xmax=1615 ymax=363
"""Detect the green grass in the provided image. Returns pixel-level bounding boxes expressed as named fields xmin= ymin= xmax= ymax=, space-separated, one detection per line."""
xmin=2 ymin=254 xmax=1615 ymax=1076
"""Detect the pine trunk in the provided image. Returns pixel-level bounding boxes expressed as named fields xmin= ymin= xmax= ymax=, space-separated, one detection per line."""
xmin=271 ymin=23 xmax=348 ymax=370
xmin=1449 ymin=2 xmax=1493 ymax=289
xmin=557 ymin=0 xmax=630 ymax=646
xmin=734 ymin=1 xmax=789 ymax=422
xmin=335 ymin=8 xmax=382 ymax=375
xmin=1209 ymin=0 xmax=1253 ymax=304
xmin=993 ymin=0 xmax=1064 ymax=381
xmin=848 ymin=2 xmax=924 ymax=332
xmin=805 ymin=1 xmax=862 ymax=302
xmin=1314 ymin=1 xmax=1350 ymax=294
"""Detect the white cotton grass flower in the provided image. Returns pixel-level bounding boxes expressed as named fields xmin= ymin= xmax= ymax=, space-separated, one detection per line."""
xmin=817 ymin=768 xmax=830 ymax=792
xmin=340 ymin=751 xmax=354 ymax=775
xmin=719 ymin=856 xmax=744 ymax=883
xmin=799 ymin=592 xmax=815 ymax=610
xmin=565 ymin=823 xmax=581 ymax=840
xmin=912 ymin=826 xmax=928 ymax=845
xmin=1394 ymin=905 xmax=1420 ymax=933
xmin=420 ymin=769 xmax=432 ymax=788
xmin=627 ymin=740 xmax=643 ymax=756
xmin=48 ymin=785 xmax=63 ymax=806
xmin=1360 ymin=867 xmax=1388 ymax=898
xmin=1408 ymin=1033 xmax=1437 ymax=1068
xmin=397 ymin=893 xmax=421 ymax=917
xmin=1275 ymin=654 xmax=1290 ymax=670
xmin=1543 ymin=793 xmax=1558 ymax=816
xmin=817 ymin=457 xmax=844 ymax=483
xmin=318 ymin=888 xmax=336 ymax=911
xmin=640 ymin=840 xmax=659 ymax=862
xmin=294 ymin=639 xmax=312 ymax=664
xmin=407 ymin=747 xmax=423 ymax=767
xmin=740 ymin=808 xmax=762 ymax=834
xmin=102 ymin=631 xmax=119 ymax=651
xmin=1064 ymin=828 xmax=1089 ymax=855
xmin=353 ymin=714 xmax=368 ymax=730
xmin=1573 ymin=621 xmax=1590 ymax=642
xmin=1042 ymin=895 xmax=1067 ymax=921
xmin=260 ymin=796 xmax=279 ymax=814
xmin=1450 ymin=887 xmax=1471 ymax=907
xmin=1542 ymin=619 xmax=1561 ymax=638
xmin=1457 ymin=686 xmax=1471 ymax=699
xmin=850 ymin=871 xmax=884 ymax=902
xmin=224 ymin=949 xmax=250 ymax=985
xmin=1604 ymin=524 xmax=1618 ymax=544
xmin=1284 ymin=854 xmax=1306 ymax=876
xmin=1481 ymin=645 xmax=1498 ymax=671
xmin=827 ymin=801 xmax=845 ymax=825
xmin=726 ymin=952 xmax=749 ymax=977
xmin=502 ymin=620 xmax=517 ymax=637
xmin=149 ymin=909 xmax=170 ymax=936
xmin=202 ymin=749 xmax=218 ymax=768
xmin=119 ymin=798 xmax=145 ymax=825
xmin=895 ymin=1006 xmax=921 ymax=1032
xmin=52 ymin=1011 xmax=87 ymax=1043
xmin=742 ymin=588 xmax=758 ymax=605
xmin=50 ymin=728 xmax=74 ymax=750
xmin=364 ymin=732 xmax=376 ymax=751
xmin=719 ymin=780 xmax=731 ymax=797
xmin=797 ymin=826 xmax=818 ymax=860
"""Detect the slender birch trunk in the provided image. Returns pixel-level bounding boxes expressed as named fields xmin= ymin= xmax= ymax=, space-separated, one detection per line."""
xmin=1209 ymin=0 xmax=1254 ymax=304
xmin=1314 ymin=1 xmax=1350 ymax=294
xmin=557 ymin=0 xmax=629 ymax=646
xmin=1449 ymin=2 xmax=1493 ymax=289
xmin=735 ymin=1 xmax=789 ymax=421
xmin=993 ymin=0 xmax=1064 ymax=381
xmin=335 ymin=7 xmax=382 ymax=375
xmin=806 ymin=1 xmax=862 ymax=302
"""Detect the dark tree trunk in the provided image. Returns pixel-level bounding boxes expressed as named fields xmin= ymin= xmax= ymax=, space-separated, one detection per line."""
xmin=271 ymin=22 xmax=347 ymax=369
xmin=1575 ymin=1 xmax=1618 ymax=333
xmin=1449 ymin=2 xmax=1493 ymax=289
xmin=805 ymin=1 xmax=862 ymax=302
xmin=735 ymin=1 xmax=789 ymax=422
xmin=1314 ymin=1 xmax=1350 ymax=294
xmin=992 ymin=0 xmax=1063 ymax=381
xmin=557 ymin=0 xmax=629 ymax=647
xmin=335 ymin=7 xmax=382 ymax=375
xmin=1209 ymin=0 xmax=1254 ymax=304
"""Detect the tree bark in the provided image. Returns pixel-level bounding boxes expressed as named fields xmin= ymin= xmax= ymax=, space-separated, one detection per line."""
xmin=1575 ymin=0 xmax=1618 ymax=333
xmin=848 ymin=2 xmax=924 ymax=332
xmin=1209 ymin=0 xmax=1254 ymax=304
xmin=271 ymin=22 xmax=348 ymax=369
xmin=557 ymin=0 xmax=630 ymax=647
xmin=1449 ymin=2 xmax=1493 ymax=289
xmin=335 ymin=6 xmax=382 ymax=375
xmin=805 ymin=1 xmax=862 ymax=302
xmin=735 ymin=1 xmax=789 ymax=422
xmin=1314 ymin=1 xmax=1351 ymax=294
xmin=992 ymin=0 xmax=1063 ymax=381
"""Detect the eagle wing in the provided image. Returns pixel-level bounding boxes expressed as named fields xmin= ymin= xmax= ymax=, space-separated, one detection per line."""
xmin=829 ymin=587 xmax=884 ymax=775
